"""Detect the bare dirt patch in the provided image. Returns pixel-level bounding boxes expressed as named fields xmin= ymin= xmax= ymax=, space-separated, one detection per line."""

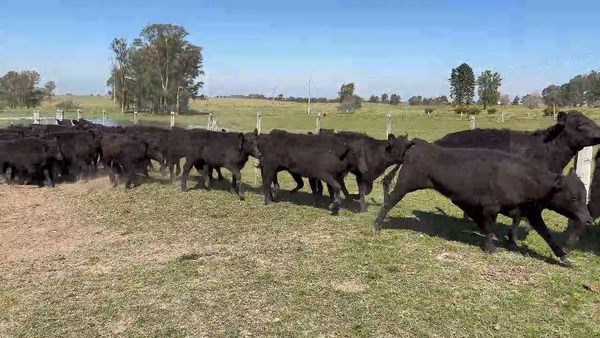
xmin=0 ymin=181 xmax=113 ymax=269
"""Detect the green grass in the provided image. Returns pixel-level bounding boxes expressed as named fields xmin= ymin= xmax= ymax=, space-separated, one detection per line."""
xmin=1 ymin=97 xmax=600 ymax=337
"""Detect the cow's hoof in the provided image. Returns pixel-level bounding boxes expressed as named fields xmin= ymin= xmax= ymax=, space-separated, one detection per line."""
xmin=508 ymin=241 xmax=519 ymax=252
xmin=560 ymin=255 xmax=575 ymax=267
xmin=485 ymin=244 xmax=496 ymax=254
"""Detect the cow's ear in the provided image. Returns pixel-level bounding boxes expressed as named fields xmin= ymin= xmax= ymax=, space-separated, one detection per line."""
xmin=253 ymin=128 xmax=258 ymax=135
xmin=553 ymin=175 xmax=564 ymax=193
xmin=557 ymin=111 xmax=567 ymax=125
xmin=387 ymin=133 xmax=395 ymax=140
xmin=568 ymin=167 xmax=576 ymax=176
xmin=385 ymin=139 xmax=393 ymax=153
xmin=238 ymin=132 xmax=244 ymax=150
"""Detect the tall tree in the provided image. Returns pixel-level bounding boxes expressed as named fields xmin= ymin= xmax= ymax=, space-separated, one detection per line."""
xmin=381 ymin=93 xmax=389 ymax=102
xmin=524 ymin=93 xmax=541 ymax=109
xmin=449 ymin=63 xmax=475 ymax=106
xmin=408 ymin=95 xmax=423 ymax=106
xmin=512 ymin=95 xmax=520 ymax=105
xmin=476 ymin=70 xmax=502 ymax=109
xmin=368 ymin=95 xmax=379 ymax=103
xmin=586 ymin=71 xmax=600 ymax=107
xmin=541 ymin=85 xmax=562 ymax=107
xmin=43 ymin=81 xmax=56 ymax=105
xmin=110 ymin=38 xmax=132 ymax=113
xmin=389 ymin=94 xmax=401 ymax=105
xmin=337 ymin=83 xmax=361 ymax=113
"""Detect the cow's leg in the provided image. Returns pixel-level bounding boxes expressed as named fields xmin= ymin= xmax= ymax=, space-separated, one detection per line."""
xmin=317 ymin=180 xmax=324 ymax=196
xmin=180 ymin=160 xmax=194 ymax=192
xmin=382 ymin=164 xmax=401 ymax=205
xmin=43 ymin=168 xmax=54 ymax=188
xmin=507 ymin=217 xmax=521 ymax=251
xmin=308 ymin=178 xmax=318 ymax=195
xmin=290 ymin=173 xmax=304 ymax=194
xmin=231 ymin=168 xmax=244 ymax=200
xmin=107 ymin=161 xmax=117 ymax=187
xmin=374 ymin=166 xmax=426 ymax=232
xmin=261 ymin=166 xmax=275 ymax=205
xmin=175 ymin=161 xmax=181 ymax=177
xmin=482 ymin=213 xmax=498 ymax=253
xmin=272 ymin=173 xmax=280 ymax=201
xmin=358 ymin=181 xmax=368 ymax=213
xmin=216 ymin=167 xmax=224 ymax=181
xmin=340 ymin=178 xmax=353 ymax=201
xmin=322 ymin=175 xmax=342 ymax=215
xmin=527 ymin=211 xmax=571 ymax=265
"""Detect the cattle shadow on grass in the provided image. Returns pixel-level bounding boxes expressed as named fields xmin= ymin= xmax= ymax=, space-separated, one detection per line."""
xmin=379 ymin=210 xmax=571 ymax=265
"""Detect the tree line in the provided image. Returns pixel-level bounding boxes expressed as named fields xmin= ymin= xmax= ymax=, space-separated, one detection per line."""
xmin=541 ymin=71 xmax=600 ymax=108
xmin=367 ymin=93 xmax=401 ymax=105
xmin=108 ymin=23 xmax=204 ymax=114
xmin=214 ymin=94 xmax=335 ymax=103
xmin=0 ymin=70 xmax=55 ymax=109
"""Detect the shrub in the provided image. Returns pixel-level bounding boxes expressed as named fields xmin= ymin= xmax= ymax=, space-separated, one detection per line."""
xmin=487 ymin=108 xmax=497 ymax=114
xmin=543 ymin=106 xmax=555 ymax=116
xmin=337 ymin=95 xmax=362 ymax=113
xmin=55 ymin=100 xmax=82 ymax=112
xmin=454 ymin=106 xmax=467 ymax=114
xmin=467 ymin=107 xmax=481 ymax=115
xmin=424 ymin=107 xmax=434 ymax=114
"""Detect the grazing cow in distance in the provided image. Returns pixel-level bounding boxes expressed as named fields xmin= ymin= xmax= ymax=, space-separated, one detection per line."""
xmin=382 ymin=110 xmax=600 ymax=248
xmin=375 ymin=139 xmax=593 ymax=266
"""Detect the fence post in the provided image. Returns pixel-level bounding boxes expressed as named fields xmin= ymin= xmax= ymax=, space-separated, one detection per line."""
xmin=33 ymin=110 xmax=40 ymax=124
xmin=133 ymin=111 xmax=139 ymax=125
xmin=207 ymin=113 xmax=214 ymax=130
xmin=211 ymin=119 xmax=218 ymax=131
xmin=170 ymin=111 xmax=175 ymax=129
xmin=469 ymin=115 xmax=476 ymax=129
xmin=77 ymin=109 xmax=82 ymax=120
xmin=315 ymin=112 xmax=322 ymax=133
xmin=256 ymin=112 xmax=262 ymax=134
xmin=501 ymin=109 xmax=505 ymax=123
xmin=386 ymin=113 xmax=393 ymax=138
xmin=575 ymin=146 xmax=593 ymax=203
xmin=102 ymin=109 xmax=107 ymax=126
xmin=254 ymin=112 xmax=263 ymax=186
xmin=553 ymin=103 xmax=556 ymax=121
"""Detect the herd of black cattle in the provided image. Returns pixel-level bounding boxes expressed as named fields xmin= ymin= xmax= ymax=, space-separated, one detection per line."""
xmin=2 ymin=110 xmax=600 ymax=265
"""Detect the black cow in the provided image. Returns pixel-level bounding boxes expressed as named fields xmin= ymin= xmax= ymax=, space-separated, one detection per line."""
xmin=257 ymin=129 xmax=368 ymax=214
xmin=179 ymin=129 xmax=260 ymax=199
xmin=0 ymin=137 xmax=63 ymax=187
xmin=99 ymin=133 xmax=149 ymax=188
xmin=39 ymin=131 xmax=101 ymax=181
xmin=374 ymin=139 xmax=593 ymax=266
xmin=382 ymin=110 xmax=600 ymax=246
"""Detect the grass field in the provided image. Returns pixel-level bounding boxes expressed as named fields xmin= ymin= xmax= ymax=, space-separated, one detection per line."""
xmin=1 ymin=97 xmax=600 ymax=337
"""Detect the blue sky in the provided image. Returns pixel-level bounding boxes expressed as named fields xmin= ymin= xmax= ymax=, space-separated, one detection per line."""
xmin=1 ymin=0 xmax=599 ymax=98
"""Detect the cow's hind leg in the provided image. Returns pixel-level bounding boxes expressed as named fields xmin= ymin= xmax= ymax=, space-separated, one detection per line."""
xmin=230 ymin=168 xmax=244 ymax=200
xmin=527 ymin=210 xmax=572 ymax=266
xmin=507 ymin=217 xmax=523 ymax=251
xmin=261 ymin=166 xmax=276 ymax=205
xmin=290 ymin=173 xmax=304 ymax=194
xmin=180 ymin=160 xmax=195 ymax=192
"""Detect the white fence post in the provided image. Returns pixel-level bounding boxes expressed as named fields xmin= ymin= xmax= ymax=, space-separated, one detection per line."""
xmin=386 ymin=113 xmax=393 ymax=138
xmin=102 ymin=110 xmax=107 ymax=126
xmin=207 ymin=113 xmax=214 ymax=130
xmin=315 ymin=112 xmax=322 ymax=133
xmin=33 ymin=110 xmax=40 ymax=124
xmin=133 ymin=111 xmax=139 ymax=125
xmin=77 ymin=109 xmax=82 ymax=120
xmin=575 ymin=146 xmax=594 ymax=203
xmin=469 ymin=115 xmax=476 ymax=129
xmin=170 ymin=111 xmax=175 ymax=129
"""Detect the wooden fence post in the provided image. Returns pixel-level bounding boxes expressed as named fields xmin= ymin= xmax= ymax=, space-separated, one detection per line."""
xmin=469 ymin=115 xmax=476 ymax=129
xmin=33 ymin=110 xmax=40 ymax=124
xmin=77 ymin=109 xmax=82 ymax=120
xmin=386 ymin=113 xmax=392 ymax=138
xmin=553 ymin=103 xmax=556 ymax=121
xmin=315 ymin=112 xmax=322 ymax=133
xmin=170 ymin=111 xmax=175 ymax=129
xmin=254 ymin=112 xmax=263 ymax=186
xmin=56 ymin=109 xmax=64 ymax=122
xmin=102 ymin=110 xmax=107 ymax=126
xmin=133 ymin=111 xmax=139 ymax=125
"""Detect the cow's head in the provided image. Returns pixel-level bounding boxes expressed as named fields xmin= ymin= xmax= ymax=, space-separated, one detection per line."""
xmin=544 ymin=111 xmax=600 ymax=147
xmin=385 ymin=133 xmax=413 ymax=163
xmin=548 ymin=170 xmax=593 ymax=247
xmin=243 ymin=129 xmax=261 ymax=158
xmin=43 ymin=138 xmax=63 ymax=161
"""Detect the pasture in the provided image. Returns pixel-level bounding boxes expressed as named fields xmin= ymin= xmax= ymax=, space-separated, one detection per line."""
xmin=1 ymin=97 xmax=600 ymax=337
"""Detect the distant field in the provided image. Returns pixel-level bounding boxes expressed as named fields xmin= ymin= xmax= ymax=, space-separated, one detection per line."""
xmin=1 ymin=96 xmax=600 ymax=336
